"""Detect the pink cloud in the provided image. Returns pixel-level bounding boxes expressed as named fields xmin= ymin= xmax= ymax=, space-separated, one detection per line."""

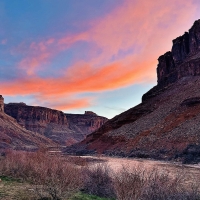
xmin=33 ymin=96 xmax=92 ymax=111
xmin=4 ymin=0 xmax=199 ymax=110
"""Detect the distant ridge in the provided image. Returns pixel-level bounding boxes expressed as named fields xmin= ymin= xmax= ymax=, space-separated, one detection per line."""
xmin=4 ymin=103 xmax=107 ymax=146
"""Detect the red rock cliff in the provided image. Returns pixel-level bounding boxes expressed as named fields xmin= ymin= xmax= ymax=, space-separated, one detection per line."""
xmin=4 ymin=104 xmax=108 ymax=146
xmin=157 ymin=19 xmax=200 ymax=88
xmin=143 ymin=20 xmax=200 ymax=102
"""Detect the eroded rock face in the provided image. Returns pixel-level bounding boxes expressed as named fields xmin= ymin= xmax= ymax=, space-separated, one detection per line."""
xmin=189 ymin=20 xmax=200 ymax=54
xmin=157 ymin=52 xmax=176 ymax=86
xmin=4 ymin=104 xmax=108 ymax=146
xmin=0 ymin=95 xmax=4 ymax=112
xmin=66 ymin=113 xmax=108 ymax=136
xmin=4 ymin=103 xmax=68 ymax=130
xmin=172 ymin=32 xmax=190 ymax=63
xmin=156 ymin=19 xmax=200 ymax=88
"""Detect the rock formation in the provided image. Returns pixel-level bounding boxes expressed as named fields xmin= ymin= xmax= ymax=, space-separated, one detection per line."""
xmin=156 ymin=20 xmax=200 ymax=88
xmin=0 ymin=95 xmax=54 ymax=150
xmin=143 ymin=19 xmax=200 ymax=101
xmin=0 ymin=95 xmax=4 ymax=112
xmin=4 ymin=104 xmax=107 ymax=146
xmin=84 ymin=111 xmax=97 ymax=116
xmin=66 ymin=19 xmax=200 ymax=163
xmin=66 ymin=113 xmax=108 ymax=137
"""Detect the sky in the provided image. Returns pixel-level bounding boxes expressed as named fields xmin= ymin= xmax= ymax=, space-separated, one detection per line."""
xmin=0 ymin=0 xmax=200 ymax=119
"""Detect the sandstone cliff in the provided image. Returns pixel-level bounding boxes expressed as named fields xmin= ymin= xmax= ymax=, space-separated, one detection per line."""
xmin=143 ymin=20 xmax=200 ymax=101
xmin=158 ymin=20 xmax=200 ymax=86
xmin=0 ymin=97 xmax=54 ymax=150
xmin=66 ymin=19 xmax=200 ymax=163
xmin=4 ymin=103 xmax=107 ymax=146
xmin=66 ymin=113 xmax=107 ymax=138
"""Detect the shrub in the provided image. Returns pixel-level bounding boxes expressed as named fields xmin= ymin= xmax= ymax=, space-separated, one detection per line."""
xmin=113 ymin=166 xmax=200 ymax=200
xmin=113 ymin=165 xmax=146 ymax=200
xmin=0 ymin=150 xmax=83 ymax=200
xmin=141 ymin=169 xmax=184 ymax=200
xmin=1 ymin=150 xmax=200 ymax=200
xmin=82 ymin=163 xmax=115 ymax=198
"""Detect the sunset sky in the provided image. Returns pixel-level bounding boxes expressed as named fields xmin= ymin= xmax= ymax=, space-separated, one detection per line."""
xmin=0 ymin=0 xmax=200 ymax=118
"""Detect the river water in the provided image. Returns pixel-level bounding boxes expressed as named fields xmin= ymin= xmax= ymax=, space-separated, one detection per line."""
xmin=81 ymin=156 xmax=200 ymax=183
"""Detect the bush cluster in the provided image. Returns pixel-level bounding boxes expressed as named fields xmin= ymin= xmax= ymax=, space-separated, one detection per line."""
xmin=0 ymin=150 xmax=200 ymax=200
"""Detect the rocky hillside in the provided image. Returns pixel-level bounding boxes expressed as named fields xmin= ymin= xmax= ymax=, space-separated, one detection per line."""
xmin=66 ymin=19 xmax=200 ymax=163
xmin=0 ymin=97 xmax=54 ymax=151
xmin=4 ymin=103 xmax=107 ymax=146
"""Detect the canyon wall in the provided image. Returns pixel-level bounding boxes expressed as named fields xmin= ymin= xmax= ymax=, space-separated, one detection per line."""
xmin=0 ymin=96 xmax=54 ymax=150
xmin=4 ymin=103 xmax=107 ymax=146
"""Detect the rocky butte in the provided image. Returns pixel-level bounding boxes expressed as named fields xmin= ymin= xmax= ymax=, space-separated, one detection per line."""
xmin=143 ymin=19 xmax=200 ymax=101
xmin=4 ymin=103 xmax=108 ymax=146
xmin=66 ymin=19 xmax=200 ymax=163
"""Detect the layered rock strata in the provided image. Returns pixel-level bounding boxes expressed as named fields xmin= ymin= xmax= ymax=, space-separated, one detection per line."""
xmin=0 ymin=95 xmax=54 ymax=150
xmin=4 ymin=103 xmax=107 ymax=146
xmin=143 ymin=19 xmax=200 ymax=101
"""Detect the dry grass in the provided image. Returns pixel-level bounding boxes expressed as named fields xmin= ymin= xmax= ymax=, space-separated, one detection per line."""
xmin=0 ymin=176 xmax=37 ymax=200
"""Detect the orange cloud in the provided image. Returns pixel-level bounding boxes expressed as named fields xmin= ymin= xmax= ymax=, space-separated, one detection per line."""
xmin=39 ymin=98 xmax=91 ymax=111
xmin=1 ymin=57 xmax=156 ymax=97
xmin=3 ymin=0 xmax=199 ymax=110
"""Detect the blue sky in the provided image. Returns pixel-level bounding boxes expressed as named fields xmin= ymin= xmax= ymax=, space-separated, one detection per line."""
xmin=0 ymin=0 xmax=200 ymax=118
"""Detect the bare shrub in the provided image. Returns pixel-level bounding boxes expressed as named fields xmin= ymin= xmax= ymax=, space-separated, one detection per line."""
xmin=113 ymin=166 xmax=200 ymax=200
xmin=0 ymin=150 xmax=83 ymax=200
xmin=83 ymin=163 xmax=115 ymax=198
xmin=32 ymin=155 xmax=82 ymax=200
xmin=1 ymin=151 xmax=200 ymax=200
xmin=0 ymin=150 xmax=34 ymax=179
xmin=141 ymin=169 xmax=185 ymax=200
xmin=113 ymin=165 xmax=146 ymax=200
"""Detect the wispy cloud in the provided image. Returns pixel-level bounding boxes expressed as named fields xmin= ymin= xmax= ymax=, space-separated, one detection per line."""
xmin=2 ymin=0 xmax=198 ymax=110
xmin=35 ymin=97 xmax=92 ymax=111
